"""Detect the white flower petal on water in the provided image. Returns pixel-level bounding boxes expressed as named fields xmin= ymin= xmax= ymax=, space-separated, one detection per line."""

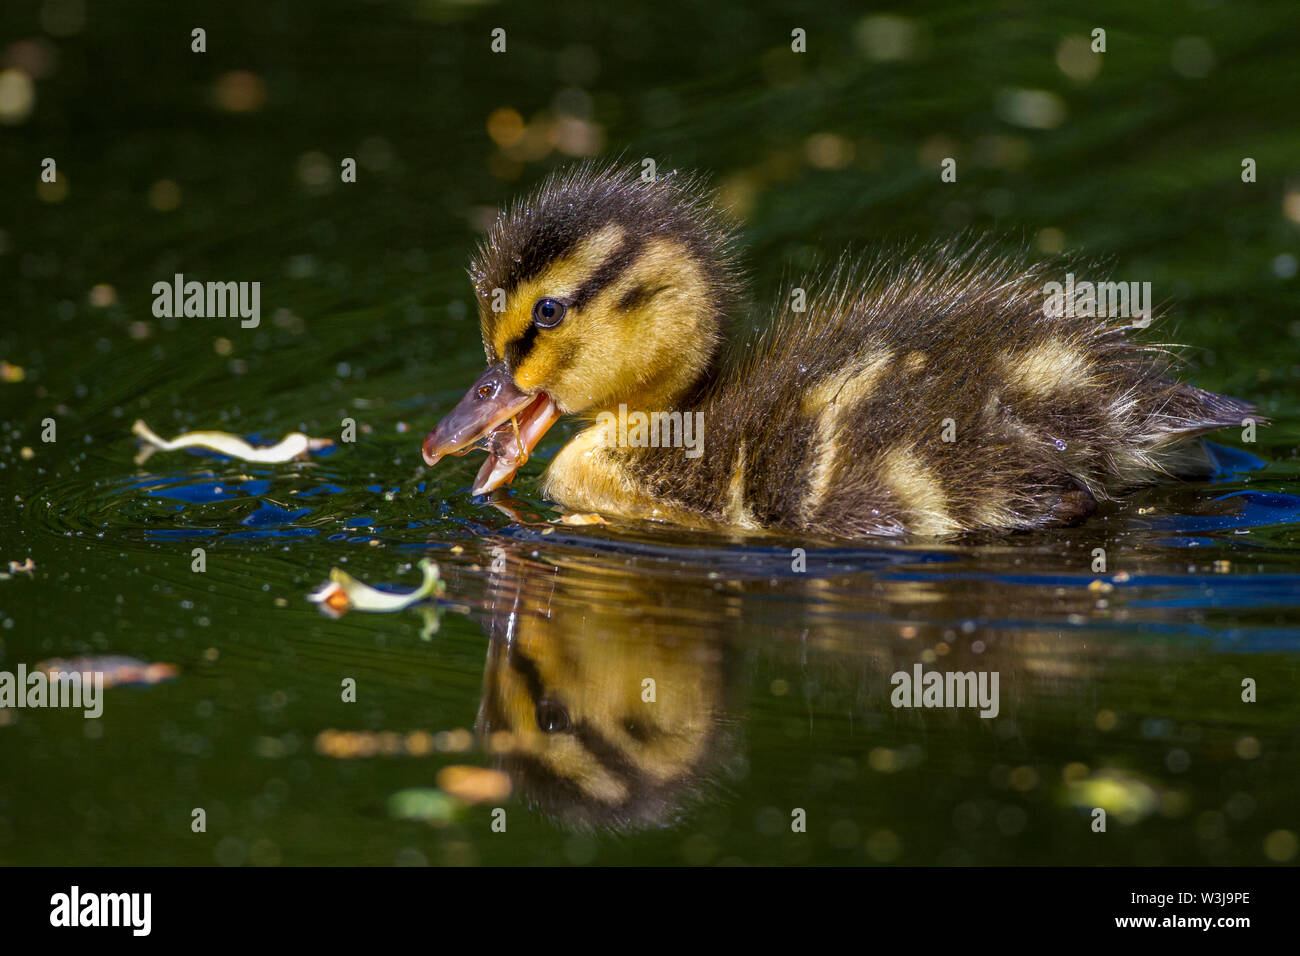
xmin=308 ymin=558 xmax=444 ymax=617
xmin=132 ymin=419 xmax=333 ymax=465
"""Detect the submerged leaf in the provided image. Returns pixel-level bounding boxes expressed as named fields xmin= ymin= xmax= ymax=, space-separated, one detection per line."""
xmin=35 ymin=655 xmax=179 ymax=688
xmin=132 ymin=419 xmax=333 ymax=465
xmin=436 ymin=765 xmax=512 ymax=804
xmin=307 ymin=558 xmax=444 ymax=618
xmin=388 ymin=788 xmax=462 ymax=824
xmin=315 ymin=729 xmax=433 ymax=758
xmin=1064 ymin=767 xmax=1161 ymax=824
xmin=418 ymin=606 xmax=443 ymax=640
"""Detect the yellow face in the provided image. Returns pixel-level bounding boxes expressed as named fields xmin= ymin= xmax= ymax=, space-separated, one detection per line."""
xmin=480 ymin=224 xmax=719 ymax=416
xmin=426 ymin=165 xmax=736 ymax=495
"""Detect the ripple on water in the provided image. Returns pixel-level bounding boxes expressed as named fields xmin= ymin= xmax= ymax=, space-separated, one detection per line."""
xmin=28 ymin=435 xmax=1300 ymax=636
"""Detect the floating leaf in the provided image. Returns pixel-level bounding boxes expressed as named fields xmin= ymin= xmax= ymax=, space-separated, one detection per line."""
xmin=0 ymin=557 xmax=34 ymax=581
xmin=307 ymin=558 xmax=444 ymax=618
xmin=132 ymin=419 xmax=333 ymax=465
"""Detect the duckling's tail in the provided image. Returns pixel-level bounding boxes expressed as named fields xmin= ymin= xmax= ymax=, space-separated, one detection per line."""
xmin=1127 ymin=382 xmax=1262 ymax=482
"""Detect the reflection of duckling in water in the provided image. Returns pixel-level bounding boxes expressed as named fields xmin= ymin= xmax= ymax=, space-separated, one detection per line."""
xmin=464 ymin=543 xmax=1119 ymax=831
xmin=474 ymin=553 xmax=739 ymax=831
xmin=424 ymin=163 xmax=1255 ymax=537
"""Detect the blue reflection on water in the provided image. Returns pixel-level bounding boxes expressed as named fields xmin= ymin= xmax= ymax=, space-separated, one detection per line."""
xmin=1137 ymin=491 xmax=1300 ymax=532
xmin=241 ymin=503 xmax=312 ymax=526
xmin=1205 ymin=441 xmax=1267 ymax=478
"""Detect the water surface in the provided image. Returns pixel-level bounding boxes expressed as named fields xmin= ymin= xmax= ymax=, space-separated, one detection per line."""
xmin=1 ymin=0 xmax=1298 ymax=865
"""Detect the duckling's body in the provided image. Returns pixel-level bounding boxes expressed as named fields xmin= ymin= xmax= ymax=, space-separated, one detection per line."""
xmin=424 ymin=163 xmax=1253 ymax=538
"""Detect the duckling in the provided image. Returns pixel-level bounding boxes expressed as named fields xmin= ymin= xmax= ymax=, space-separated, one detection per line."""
xmin=423 ymin=162 xmax=1255 ymax=537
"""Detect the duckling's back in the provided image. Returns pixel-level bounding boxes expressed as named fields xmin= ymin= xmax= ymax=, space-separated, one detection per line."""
xmin=612 ymin=243 xmax=1254 ymax=537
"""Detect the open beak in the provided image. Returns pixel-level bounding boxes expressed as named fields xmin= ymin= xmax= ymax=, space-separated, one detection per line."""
xmin=421 ymin=362 xmax=563 ymax=495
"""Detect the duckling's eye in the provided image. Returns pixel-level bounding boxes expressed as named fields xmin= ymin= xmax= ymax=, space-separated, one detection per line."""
xmin=532 ymin=297 xmax=566 ymax=329
xmin=535 ymin=698 xmax=571 ymax=734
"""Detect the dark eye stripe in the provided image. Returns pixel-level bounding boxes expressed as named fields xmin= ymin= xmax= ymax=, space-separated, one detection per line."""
xmin=621 ymin=714 xmax=659 ymax=742
xmin=574 ymin=719 xmax=644 ymax=784
xmin=499 ymin=234 xmax=646 ymax=368
xmin=617 ymin=282 xmax=665 ymax=312
xmin=504 ymin=322 xmax=540 ymax=369
xmin=506 ymin=646 xmax=547 ymax=705
xmin=501 ymin=649 xmax=641 ymax=783
xmin=570 ymin=237 xmax=643 ymax=310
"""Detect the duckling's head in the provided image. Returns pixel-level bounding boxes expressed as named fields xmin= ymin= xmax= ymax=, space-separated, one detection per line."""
xmin=423 ymin=162 xmax=739 ymax=493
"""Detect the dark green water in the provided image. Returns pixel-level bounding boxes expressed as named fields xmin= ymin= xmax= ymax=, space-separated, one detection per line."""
xmin=1 ymin=0 xmax=1298 ymax=865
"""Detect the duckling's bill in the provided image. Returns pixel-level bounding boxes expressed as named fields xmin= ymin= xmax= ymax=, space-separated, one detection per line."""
xmin=422 ymin=361 xmax=562 ymax=495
